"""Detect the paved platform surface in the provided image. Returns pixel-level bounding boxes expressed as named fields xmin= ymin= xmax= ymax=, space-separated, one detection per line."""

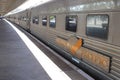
xmin=0 ymin=20 xmax=51 ymax=80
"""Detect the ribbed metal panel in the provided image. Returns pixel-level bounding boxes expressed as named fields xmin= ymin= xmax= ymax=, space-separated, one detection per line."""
xmin=112 ymin=62 xmax=120 ymax=69
xmin=112 ymin=58 xmax=120 ymax=64
xmin=110 ymin=57 xmax=120 ymax=79
xmin=111 ymin=70 xmax=120 ymax=78
xmin=109 ymin=74 xmax=120 ymax=80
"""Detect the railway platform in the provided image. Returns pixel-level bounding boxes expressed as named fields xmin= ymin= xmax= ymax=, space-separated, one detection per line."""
xmin=0 ymin=19 xmax=94 ymax=80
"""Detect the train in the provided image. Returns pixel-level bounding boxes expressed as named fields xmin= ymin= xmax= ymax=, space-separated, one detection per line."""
xmin=6 ymin=0 xmax=120 ymax=80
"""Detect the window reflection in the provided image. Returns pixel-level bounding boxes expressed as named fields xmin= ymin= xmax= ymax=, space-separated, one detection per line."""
xmin=66 ymin=15 xmax=77 ymax=32
xmin=32 ymin=16 xmax=39 ymax=24
xmin=42 ymin=16 xmax=47 ymax=26
xmin=86 ymin=14 xmax=109 ymax=39
xmin=87 ymin=15 xmax=108 ymax=29
xmin=49 ymin=16 xmax=56 ymax=28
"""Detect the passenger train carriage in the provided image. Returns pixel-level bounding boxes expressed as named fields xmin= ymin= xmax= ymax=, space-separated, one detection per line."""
xmin=7 ymin=0 xmax=120 ymax=80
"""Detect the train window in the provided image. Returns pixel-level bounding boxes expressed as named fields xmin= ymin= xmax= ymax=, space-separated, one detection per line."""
xmin=42 ymin=16 xmax=47 ymax=26
xmin=18 ymin=17 xmax=21 ymax=20
xmin=86 ymin=14 xmax=109 ymax=39
xmin=23 ymin=17 xmax=27 ymax=21
xmin=49 ymin=16 xmax=56 ymax=28
xmin=22 ymin=17 xmax=24 ymax=21
xmin=32 ymin=17 xmax=35 ymax=23
xmin=35 ymin=17 xmax=39 ymax=24
xmin=32 ymin=16 xmax=39 ymax=24
xmin=66 ymin=15 xmax=77 ymax=32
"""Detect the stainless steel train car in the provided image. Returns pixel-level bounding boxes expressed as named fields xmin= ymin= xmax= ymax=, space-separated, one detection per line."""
xmin=7 ymin=0 xmax=120 ymax=80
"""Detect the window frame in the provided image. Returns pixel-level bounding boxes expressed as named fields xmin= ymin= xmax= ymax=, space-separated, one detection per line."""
xmin=65 ymin=15 xmax=78 ymax=32
xmin=32 ymin=16 xmax=39 ymax=24
xmin=86 ymin=14 xmax=109 ymax=40
xmin=42 ymin=16 xmax=47 ymax=26
xmin=32 ymin=17 xmax=35 ymax=24
xmin=49 ymin=15 xmax=56 ymax=28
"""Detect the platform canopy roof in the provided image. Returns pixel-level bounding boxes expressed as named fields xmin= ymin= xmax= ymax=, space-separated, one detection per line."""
xmin=0 ymin=0 xmax=26 ymax=15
